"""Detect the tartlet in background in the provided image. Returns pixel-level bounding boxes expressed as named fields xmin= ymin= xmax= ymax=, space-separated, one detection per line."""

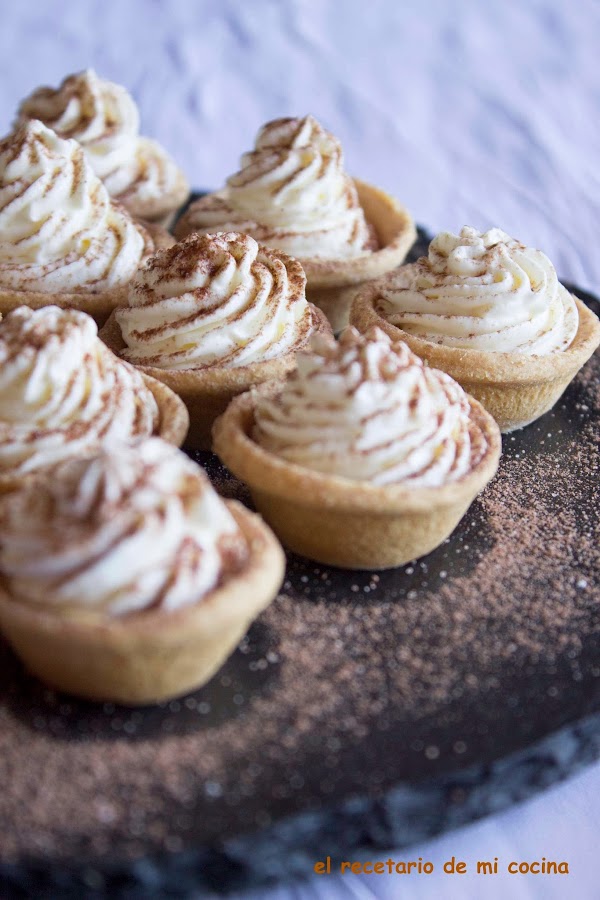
xmin=0 ymin=120 xmax=172 ymax=326
xmin=175 ymin=115 xmax=415 ymax=331
xmin=17 ymin=69 xmax=189 ymax=227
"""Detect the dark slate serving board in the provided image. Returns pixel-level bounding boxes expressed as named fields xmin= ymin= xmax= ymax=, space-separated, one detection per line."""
xmin=0 ymin=225 xmax=599 ymax=899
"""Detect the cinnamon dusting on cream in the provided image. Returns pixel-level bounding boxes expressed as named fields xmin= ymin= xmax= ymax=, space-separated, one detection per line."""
xmin=377 ymin=226 xmax=579 ymax=355
xmin=0 ymin=306 xmax=159 ymax=475
xmin=0 ymin=120 xmax=146 ymax=292
xmin=116 ymin=232 xmax=315 ymax=370
xmin=176 ymin=115 xmax=376 ymax=261
xmin=253 ymin=326 xmax=483 ymax=487
xmin=18 ymin=69 xmax=187 ymax=218
xmin=0 ymin=439 xmax=248 ymax=616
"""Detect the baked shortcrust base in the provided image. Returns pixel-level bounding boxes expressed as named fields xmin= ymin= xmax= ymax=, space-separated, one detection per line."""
xmin=213 ymin=386 xmax=501 ymax=570
xmin=100 ymin=304 xmax=332 ymax=450
xmin=350 ymin=291 xmax=600 ymax=433
xmin=0 ymin=502 xmax=284 ymax=705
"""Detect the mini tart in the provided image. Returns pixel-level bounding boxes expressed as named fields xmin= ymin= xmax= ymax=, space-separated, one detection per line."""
xmin=100 ymin=304 xmax=332 ymax=450
xmin=0 ymin=222 xmax=173 ymax=328
xmin=136 ymin=219 xmax=175 ymax=250
xmin=127 ymin=171 xmax=190 ymax=229
xmin=213 ymin=384 xmax=501 ymax=570
xmin=0 ymin=502 xmax=284 ymax=704
xmin=17 ymin=70 xmax=190 ymax=231
xmin=176 ymin=179 xmax=416 ymax=334
xmin=350 ymin=286 xmax=600 ymax=432
xmin=0 ymin=374 xmax=188 ymax=496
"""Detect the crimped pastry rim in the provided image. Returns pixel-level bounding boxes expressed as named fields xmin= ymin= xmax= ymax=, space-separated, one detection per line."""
xmin=350 ymin=286 xmax=600 ymax=386
xmin=212 ymin=383 xmax=502 ymax=514
xmin=0 ymin=500 xmax=284 ymax=639
xmin=99 ymin=303 xmax=332 ymax=390
xmin=140 ymin=373 xmax=189 ymax=446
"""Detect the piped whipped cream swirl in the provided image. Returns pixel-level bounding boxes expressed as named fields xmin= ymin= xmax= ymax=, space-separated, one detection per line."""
xmin=0 ymin=439 xmax=248 ymax=617
xmin=377 ymin=227 xmax=578 ymax=355
xmin=116 ymin=232 xmax=315 ymax=370
xmin=179 ymin=115 xmax=375 ymax=260
xmin=0 ymin=120 xmax=145 ymax=292
xmin=254 ymin=327 xmax=480 ymax=487
xmin=0 ymin=306 xmax=159 ymax=476
xmin=18 ymin=70 xmax=187 ymax=216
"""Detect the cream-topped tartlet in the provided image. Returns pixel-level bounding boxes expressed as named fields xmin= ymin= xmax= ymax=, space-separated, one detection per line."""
xmin=253 ymin=328 xmax=475 ymax=487
xmin=214 ymin=326 xmax=501 ymax=568
xmin=18 ymin=70 xmax=189 ymax=225
xmin=376 ymin=227 xmax=578 ymax=354
xmin=178 ymin=115 xmax=376 ymax=260
xmin=175 ymin=115 xmax=415 ymax=331
xmin=100 ymin=231 xmax=331 ymax=448
xmin=351 ymin=227 xmax=600 ymax=431
xmin=0 ymin=438 xmax=284 ymax=703
xmin=0 ymin=306 xmax=188 ymax=490
xmin=0 ymin=120 xmax=168 ymax=324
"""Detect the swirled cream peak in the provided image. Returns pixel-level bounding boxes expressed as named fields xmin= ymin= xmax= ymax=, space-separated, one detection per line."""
xmin=178 ymin=115 xmax=375 ymax=259
xmin=0 ymin=306 xmax=159 ymax=475
xmin=0 ymin=438 xmax=248 ymax=617
xmin=0 ymin=120 xmax=145 ymax=292
xmin=18 ymin=70 xmax=187 ymax=216
xmin=253 ymin=326 xmax=480 ymax=487
xmin=377 ymin=226 xmax=578 ymax=355
xmin=116 ymin=232 xmax=315 ymax=369
xmin=18 ymin=69 xmax=139 ymax=177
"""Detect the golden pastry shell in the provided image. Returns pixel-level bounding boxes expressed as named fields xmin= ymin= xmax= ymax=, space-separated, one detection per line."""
xmin=212 ymin=383 xmax=501 ymax=570
xmin=350 ymin=285 xmax=600 ymax=432
xmin=0 ymin=501 xmax=284 ymax=705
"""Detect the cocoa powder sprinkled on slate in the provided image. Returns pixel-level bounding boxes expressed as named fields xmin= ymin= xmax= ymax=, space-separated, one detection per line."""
xmin=0 ymin=339 xmax=598 ymax=865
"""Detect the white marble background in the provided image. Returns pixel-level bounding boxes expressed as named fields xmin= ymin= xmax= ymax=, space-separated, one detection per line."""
xmin=1 ymin=1 xmax=599 ymax=898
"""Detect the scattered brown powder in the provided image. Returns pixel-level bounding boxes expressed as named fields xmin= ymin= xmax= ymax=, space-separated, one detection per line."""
xmin=0 ymin=345 xmax=597 ymax=866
